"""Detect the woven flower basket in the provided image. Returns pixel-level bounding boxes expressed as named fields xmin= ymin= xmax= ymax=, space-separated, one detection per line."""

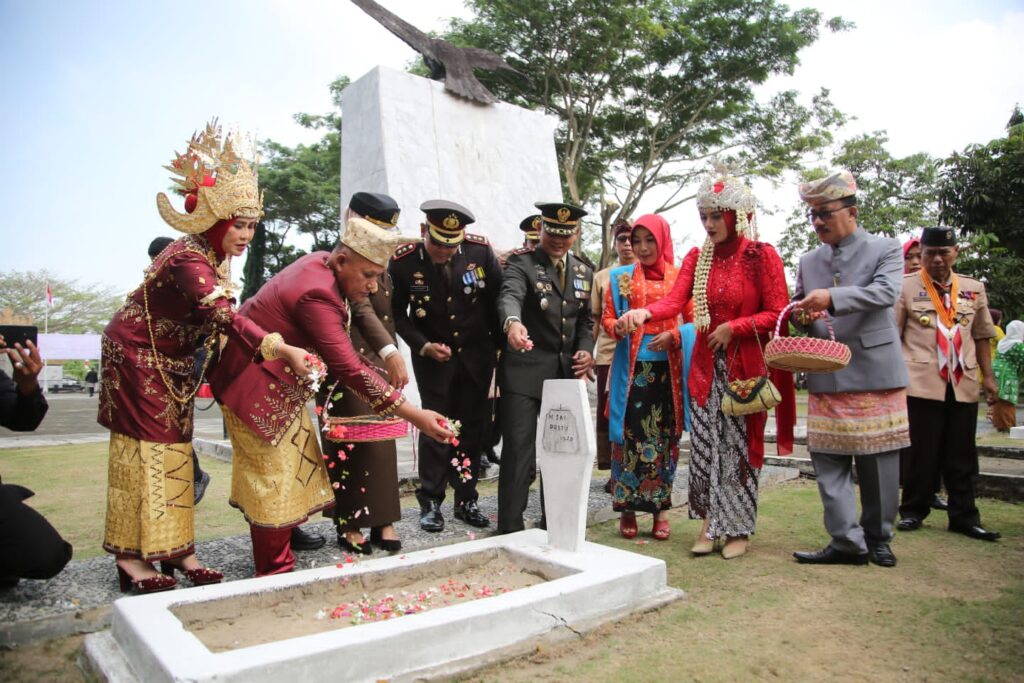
xmin=765 ymin=302 xmax=851 ymax=374
xmin=323 ymin=416 xmax=408 ymax=443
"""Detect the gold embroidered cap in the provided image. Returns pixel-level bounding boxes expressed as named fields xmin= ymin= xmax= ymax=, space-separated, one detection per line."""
xmin=534 ymin=201 xmax=587 ymax=236
xmin=420 ymin=199 xmax=475 ymax=246
xmin=342 ymin=217 xmax=419 ymax=267
xmin=798 ymin=169 xmax=858 ymax=205
xmin=156 ymin=120 xmax=264 ymax=234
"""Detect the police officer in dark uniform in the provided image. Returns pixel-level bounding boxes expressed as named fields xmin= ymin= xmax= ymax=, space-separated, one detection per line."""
xmin=389 ymin=199 xmax=503 ymax=531
xmin=496 ymin=202 xmax=595 ymax=533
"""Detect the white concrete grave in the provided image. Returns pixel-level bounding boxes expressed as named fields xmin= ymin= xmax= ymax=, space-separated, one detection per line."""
xmin=537 ymin=379 xmax=596 ymax=552
xmin=84 ymin=531 xmax=682 ymax=683
xmin=1009 ymin=426 xmax=1024 ymax=440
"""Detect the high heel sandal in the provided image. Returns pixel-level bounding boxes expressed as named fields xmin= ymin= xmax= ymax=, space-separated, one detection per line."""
xmin=159 ymin=559 xmax=223 ymax=586
xmin=116 ymin=563 xmax=177 ymax=594
xmin=369 ymin=527 xmax=402 ymax=552
xmin=691 ymin=519 xmax=714 ymax=555
xmin=619 ymin=512 xmax=638 ymax=539
xmin=652 ymin=517 xmax=671 ymax=541
xmin=721 ymin=536 xmax=749 ymax=560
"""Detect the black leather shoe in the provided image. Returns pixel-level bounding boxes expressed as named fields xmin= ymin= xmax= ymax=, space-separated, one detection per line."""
xmin=484 ymin=447 xmax=500 ymax=465
xmin=603 ymin=479 xmax=613 ymax=494
xmin=290 ymin=525 xmax=326 ymax=551
xmin=930 ymin=494 xmax=949 ymax=511
xmin=337 ymin=532 xmax=372 ymax=555
xmin=419 ymin=500 xmax=445 ymax=532
xmin=793 ymin=546 xmax=869 ymax=565
xmin=369 ymin=527 xmax=402 ymax=552
xmin=868 ymin=542 xmax=897 ymax=567
xmin=454 ymin=500 xmax=490 ymax=528
xmin=193 ymin=470 xmax=211 ymax=506
xmin=897 ymin=517 xmax=922 ymax=531
xmin=949 ymin=524 xmax=1001 ymax=541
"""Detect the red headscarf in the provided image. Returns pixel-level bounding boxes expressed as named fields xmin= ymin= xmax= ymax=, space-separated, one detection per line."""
xmin=184 ymin=174 xmax=236 ymax=262
xmin=631 ymin=213 xmax=674 ymax=280
xmin=903 ymin=238 xmax=920 ymax=259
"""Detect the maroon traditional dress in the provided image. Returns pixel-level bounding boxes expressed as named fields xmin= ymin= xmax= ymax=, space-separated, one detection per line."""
xmin=647 ymin=237 xmax=791 ymax=537
xmin=99 ymin=234 xmax=268 ymax=561
xmin=208 ymin=252 xmax=406 ymax=575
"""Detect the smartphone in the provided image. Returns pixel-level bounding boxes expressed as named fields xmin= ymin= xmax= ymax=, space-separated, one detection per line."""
xmin=0 ymin=325 xmax=38 ymax=349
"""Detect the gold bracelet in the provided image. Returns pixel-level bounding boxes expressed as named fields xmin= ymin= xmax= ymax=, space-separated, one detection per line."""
xmin=260 ymin=332 xmax=284 ymax=361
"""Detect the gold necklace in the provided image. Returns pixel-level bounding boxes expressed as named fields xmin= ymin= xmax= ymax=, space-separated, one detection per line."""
xmin=141 ymin=237 xmax=221 ymax=405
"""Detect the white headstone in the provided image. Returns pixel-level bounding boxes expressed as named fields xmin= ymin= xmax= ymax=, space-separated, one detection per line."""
xmin=1009 ymin=426 xmax=1024 ymax=440
xmin=536 ymin=379 xmax=596 ymax=552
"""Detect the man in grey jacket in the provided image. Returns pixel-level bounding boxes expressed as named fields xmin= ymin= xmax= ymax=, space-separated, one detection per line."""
xmin=791 ymin=170 xmax=910 ymax=568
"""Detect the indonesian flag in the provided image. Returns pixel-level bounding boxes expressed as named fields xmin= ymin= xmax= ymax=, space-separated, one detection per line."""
xmin=936 ymin=320 xmax=964 ymax=385
xmin=46 ymin=283 xmax=53 ymax=307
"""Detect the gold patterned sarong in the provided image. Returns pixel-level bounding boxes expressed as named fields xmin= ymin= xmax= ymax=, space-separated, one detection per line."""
xmin=103 ymin=433 xmax=195 ymax=560
xmin=223 ymin=405 xmax=334 ymax=528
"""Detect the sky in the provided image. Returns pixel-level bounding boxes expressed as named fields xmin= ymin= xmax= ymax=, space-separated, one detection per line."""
xmin=1 ymin=0 xmax=1022 ymax=295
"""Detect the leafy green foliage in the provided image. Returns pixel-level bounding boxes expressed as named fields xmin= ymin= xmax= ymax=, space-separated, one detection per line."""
xmin=242 ymin=77 xmax=349 ymax=300
xmin=777 ymin=131 xmax=939 ymax=269
xmin=938 ymin=110 xmax=1024 ymax=260
xmin=443 ymin=0 xmax=847 ymax=266
xmin=0 ymin=270 xmax=123 ymax=334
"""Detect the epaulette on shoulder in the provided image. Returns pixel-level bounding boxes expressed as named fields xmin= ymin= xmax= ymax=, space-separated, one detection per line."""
xmin=392 ymin=242 xmax=418 ymax=260
xmin=464 ymin=233 xmax=489 ymax=246
xmin=572 ymin=252 xmax=596 ymax=271
xmin=509 ymin=246 xmax=533 ymax=257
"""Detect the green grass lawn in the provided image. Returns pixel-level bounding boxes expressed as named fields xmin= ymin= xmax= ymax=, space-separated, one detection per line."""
xmin=0 ymin=443 xmax=252 ymax=559
xmin=1 ymin=447 xmax=1022 ymax=682
xmin=0 ymin=442 xmax=501 ymax=560
xmin=465 ymin=481 xmax=1024 ymax=682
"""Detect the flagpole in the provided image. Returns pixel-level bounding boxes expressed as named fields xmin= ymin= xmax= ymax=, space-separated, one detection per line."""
xmin=43 ymin=281 xmax=49 ymax=393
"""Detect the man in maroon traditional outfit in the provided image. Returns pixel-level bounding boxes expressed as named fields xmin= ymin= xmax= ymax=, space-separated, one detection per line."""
xmin=210 ymin=217 xmax=454 ymax=576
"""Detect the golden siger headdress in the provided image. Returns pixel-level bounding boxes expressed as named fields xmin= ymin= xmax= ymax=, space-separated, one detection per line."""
xmin=156 ymin=120 xmax=264 ymax=234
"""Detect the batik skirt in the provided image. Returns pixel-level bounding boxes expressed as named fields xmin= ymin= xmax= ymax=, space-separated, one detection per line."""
xmin=610 ymin=361 xmax=679 ymax=513
xmin=688 ymin=352 xmax=759 ymax=538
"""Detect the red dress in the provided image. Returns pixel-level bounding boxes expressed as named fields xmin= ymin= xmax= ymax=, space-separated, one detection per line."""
xmin=646 ymin=237 xmax=794 ymax=464
xmin=98 ymin=234 xmax=267 ymax=443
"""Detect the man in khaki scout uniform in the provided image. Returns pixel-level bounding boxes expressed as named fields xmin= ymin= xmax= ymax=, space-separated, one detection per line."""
xmin=895 ymin=226 xmax=1001 ymax=541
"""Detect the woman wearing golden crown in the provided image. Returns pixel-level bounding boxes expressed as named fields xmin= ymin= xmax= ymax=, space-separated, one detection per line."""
xmin=98 ymin=121 xmax=310 ymax=592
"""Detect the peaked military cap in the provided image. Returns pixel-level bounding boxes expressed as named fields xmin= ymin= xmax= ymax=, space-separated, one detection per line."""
xmin=534 ymin=201 xmax=587 ymax=236
xmin=421 ymin=199 xmax=476 ymax=246
xmin=519 ymin=214 xmax=542 ymax=242
xmin=920 ymin=226 xmax=958 ymax=247
xmin=349 ymin=192 xmax=401 ymax=229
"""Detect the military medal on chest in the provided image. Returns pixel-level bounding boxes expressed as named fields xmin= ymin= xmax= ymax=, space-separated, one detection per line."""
xmin=535 ymin=265 xmax=553 ymax=311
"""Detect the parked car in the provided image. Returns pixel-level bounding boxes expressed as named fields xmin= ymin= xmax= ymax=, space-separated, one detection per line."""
xmin=49 ymin=378 xmax=85 ymax=393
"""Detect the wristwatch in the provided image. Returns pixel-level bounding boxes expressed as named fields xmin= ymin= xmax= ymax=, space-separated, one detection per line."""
xmin=502 ymin=316 xmax=521 ymax=334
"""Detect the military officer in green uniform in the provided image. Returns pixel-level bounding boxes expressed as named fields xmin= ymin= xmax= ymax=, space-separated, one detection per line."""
xmin=389 ymin=200 xmax=503 ymax=531
xmin=497 ymin=202 xmax=595 ymax=533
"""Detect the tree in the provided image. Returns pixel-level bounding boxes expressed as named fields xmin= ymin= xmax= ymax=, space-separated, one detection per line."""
xmin=242 ymin=77 xmax=348 ymax=300
xmin=0 ymin=270 xmax=123 ymax=334
xmin=443 ymin=0 xmax=848 ymax=266
xmin=776 ymin=131 xmax=939 ymax=269
xmin=938 ymin=107 xmax=1024 ymax=260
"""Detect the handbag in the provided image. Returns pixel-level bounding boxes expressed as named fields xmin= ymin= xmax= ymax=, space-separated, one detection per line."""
xmin=721 ymin=329 xmax=782 ymax=416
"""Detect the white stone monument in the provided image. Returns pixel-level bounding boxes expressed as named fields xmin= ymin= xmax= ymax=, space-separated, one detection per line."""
xmin=340 ymin=66 xmax=563 ymax=405
xmin=536 ymin=379 xmax=596 ymax=552
xmin=341 ymin=65 xmax=562 ymax=250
